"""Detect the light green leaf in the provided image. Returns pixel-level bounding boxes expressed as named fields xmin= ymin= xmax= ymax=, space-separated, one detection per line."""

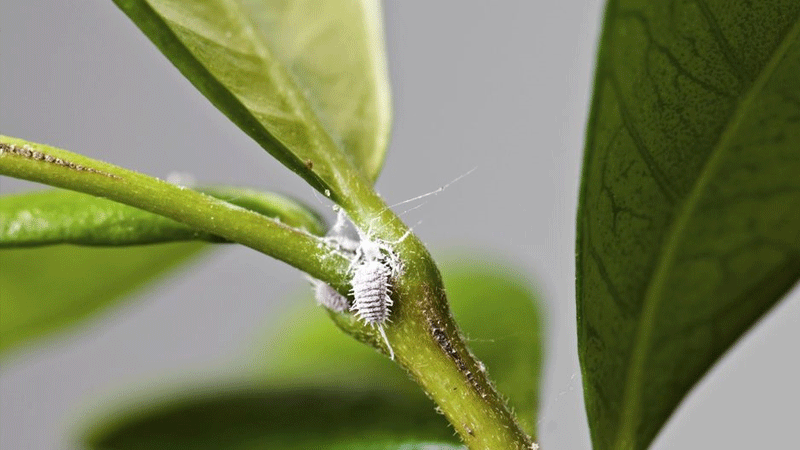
xmin=238 ymin=0 xmax=392 ymax=183
xmin=577 ymin=2 xmax=800 ymax=449
xmin=0 ymin=243 xmax=206 ymax=355
xmin=83 ymin=386 xmax=461 ymax=450
xmin=0 ymin=187 xmax=325 ymax=247
xmin=0 ymin=184 xmax=323 ymax=354
xmin=255 ymin=255 xmax=544 ymax=436
xmin=112 ymin=0 xmax=391 ymax=201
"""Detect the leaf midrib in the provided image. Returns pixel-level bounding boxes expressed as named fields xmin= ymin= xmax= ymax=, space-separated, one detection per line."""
xmin=613 ymin=13 xmax=800 ymax=449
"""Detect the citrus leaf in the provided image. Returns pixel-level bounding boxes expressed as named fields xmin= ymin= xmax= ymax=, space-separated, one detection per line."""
xmin=238 ymin=0 xmax=392 ymax=183
xmin=0 ymin=187 xmax=325 ymax=247
xmin=577 ymin=2 xmax=800 ymax=449
xmin=0 ymin=183 xmax=323 ymax=354
xmin=255 ymin=255 xmax=544 ymax=436
xmin=0 ymin=243 xmax=206 ymax=355
xmin=84 ymin=386 xmax=461 ymax=450
xmin=112 ymin=0 xmax=391 ymax=200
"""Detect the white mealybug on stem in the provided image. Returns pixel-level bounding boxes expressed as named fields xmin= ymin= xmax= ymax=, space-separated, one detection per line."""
xmin=350 ymin=258 xmax=395 ymax=359
xmin=350 ymin=259 xmax=393 ymax=323
xmin=310 ymin=169 xmax=474 ymax=360
xmin=346 ymin=223 xmax=408 ymax=361
xmin=311 ymin=278 xmax=350 ymax=313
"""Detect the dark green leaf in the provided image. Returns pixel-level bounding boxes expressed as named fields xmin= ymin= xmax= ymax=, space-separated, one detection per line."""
xmin=0 ymin=187 xmax=325 ymax=247
xmin=255 ymin=255 xmax=544 ymax=435
xmin=84 ymin=386 xmax=462 ymax=450
xmin=112 ymin=0 xmax=391 ymax=199
xmin=577 ymin=2 xmax=800 ymax=449
xmin=0 ymin=243 xmax=205 ymax=355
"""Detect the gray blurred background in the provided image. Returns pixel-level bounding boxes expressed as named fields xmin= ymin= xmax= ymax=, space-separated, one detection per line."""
xmin=1 ymin=1 xmax=798 ymax=449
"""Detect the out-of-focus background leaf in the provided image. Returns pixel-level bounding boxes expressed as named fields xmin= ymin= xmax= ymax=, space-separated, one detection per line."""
xmin=0 ymin=185 xmax=325 ymax=355
xmin=81 ymin=255 xmax=542 ymax=448
xmin=577 ymin=1 xmax=800 ymax=449
xmin=0 ymin=243 xmax=206 ymax=355
xmin=112 ymin=0 xmax=391 ymax=197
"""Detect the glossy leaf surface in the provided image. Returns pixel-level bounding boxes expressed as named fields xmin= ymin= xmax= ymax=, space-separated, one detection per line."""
xmin=577 ymin=2 xmax=800 ymax=449
xmin=0 ymin=187 xmax=325 ymax=247
xmin=82 ymin=257 xmax=542 ymax=448
xmin=238 ymin=0 xmax=392 ymax=183
xmin=0 ymin=243 xmax=205 ymax=355
xmin=112 ymin=0 xmax=391 ymax=198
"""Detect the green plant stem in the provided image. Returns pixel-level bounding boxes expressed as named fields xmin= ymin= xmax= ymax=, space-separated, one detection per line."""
xmin=0 ymin=136 xmax=350 ymax=291
xmin=330 ymin=183 xmax=538 ymax=449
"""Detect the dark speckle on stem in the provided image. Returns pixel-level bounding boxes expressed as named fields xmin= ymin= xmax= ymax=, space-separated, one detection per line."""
xmin=0 ymin=142 xmax=120 ymax=179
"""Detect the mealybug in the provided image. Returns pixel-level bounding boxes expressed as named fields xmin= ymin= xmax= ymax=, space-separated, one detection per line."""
xmin=314 ymin=210 xmax=410 ymax=360
xmin=311 ymin=211 xmax=358 ymax=314
xmin=347 ymin=225 xmax=408 ymax=360
xmin=350 ymin=259 xmax=393 ymax=324
xmin=309 ymin=170 xmax=474 ymax=360
xmin=311 ymin=278 xmax=350 ymax=313
xmin=350 ymin=257 xmax=395 ymax=359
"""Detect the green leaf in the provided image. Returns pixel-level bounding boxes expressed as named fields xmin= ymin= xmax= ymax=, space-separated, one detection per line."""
xmin=255 ymin=255 xmax=544 ymax=435
xmin=0 ymin=243 xmax=205 ymax=355
xmin=84 ymin=386 xmax=462 ymax=450
xmin=0 ymin=183 xmax=323 ymax=354
xmin=0 ymin=188 xmax=324 ymax=247
xmin=238 ymin=0 xmax=392 ymax=183
xmin=577 ymin=2 xmax=800 ymax=449
xmin=112 ymin=0 xmax=391 ymax=201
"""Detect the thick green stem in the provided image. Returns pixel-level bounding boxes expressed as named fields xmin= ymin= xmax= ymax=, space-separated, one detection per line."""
xmin=330 ymin=179 xmax=538 ymax=449
xmin=0 ymin=136 xmax=350 ymax=291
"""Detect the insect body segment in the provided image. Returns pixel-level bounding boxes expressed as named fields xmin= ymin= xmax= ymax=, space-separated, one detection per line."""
xmin=347 ymin=234 xmax=404 ymax=360
xmin=350 ymin=259 xmax=394 ymax=325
